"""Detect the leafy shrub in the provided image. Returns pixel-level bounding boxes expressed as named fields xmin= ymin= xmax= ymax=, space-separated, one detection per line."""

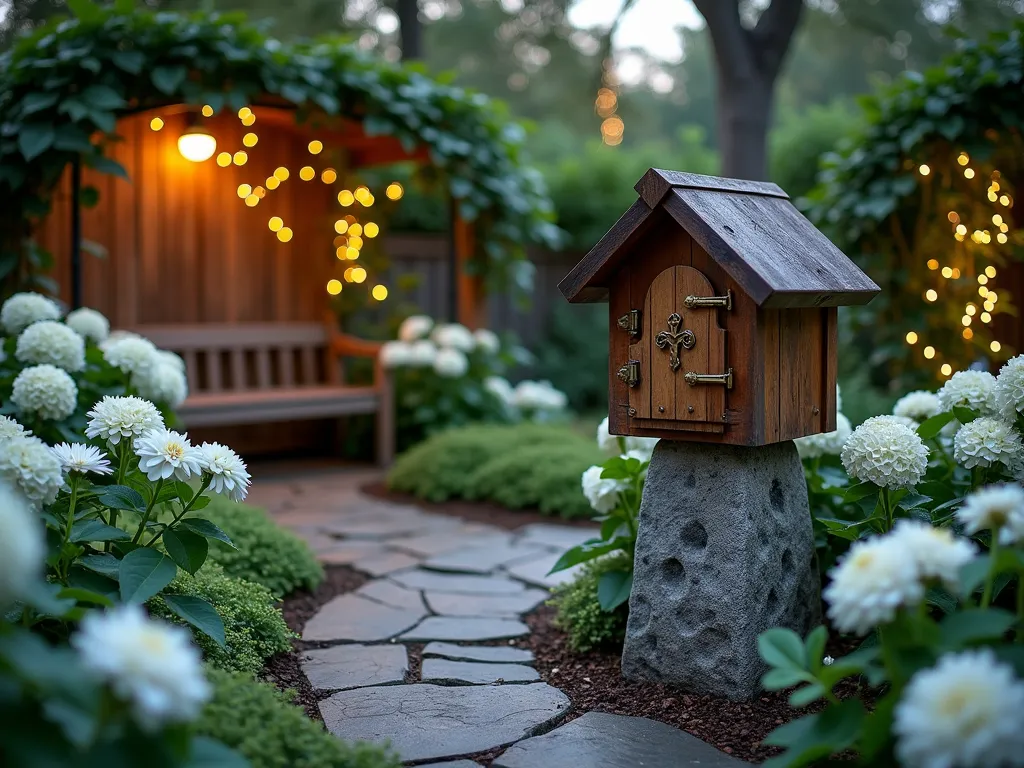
xmin=202 ymin=496 xmax=323 ymax=598
xmin=532 ymin=303 xmax=609 ymax=413
xmin=551 ymin=554 xmax=632 ymax=653
xmin=196 ymin=668 xmax=401 ymax=768
xmin=151 ymin=565 xmax=293 ymax=676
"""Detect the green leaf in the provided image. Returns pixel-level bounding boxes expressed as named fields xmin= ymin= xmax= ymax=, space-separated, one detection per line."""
xmin=119 ymin=548 xmax=177 ymax=604
xmin=111 ymin=50 xmax=144 ymax=74
xmin=79 ymin=553 xmax=121 ymax=579
xmin=788 ymin=682 xmax=826 ymax=708
xmin=151 ymin=66 xmax=187 ymax=95
xmin=98 ymin=485 xmax=145 ymax=512
xmin=939 ymin=607 xmax=1017 ymax=649
xmin=87 ymin=154 xmax=128 ymax=179
xmin=163 ymin=528 xmax=209 ymax=575
xmin=958 ymin=554 xmax=992 ymax=597
xmin=22 ymin=581 xmax=76 ymax=617
xmin=917 ymin=411 xmax=954 ymax=439
xmin=762 ymin=700 xmax=864 ymax=767
xmin=805 ymin=626 xmax=828 ymax=669
xmin=161 ymin=594 xmax=225 ymax=647
xmin=190 ymin=496 xmax=211 ymax=511
xmin=596 ymin=568 xmax=633 ymax=611
xmin=762 ymin=667 xmax=807 ymax=690
xmin=21 ymin=92 xmax=59 ymax=115
xmin=758 ymin=628 xmax=807 ymax=671
xmin=953 ymin=406 xmax=978 ymax=424
xmin=180 ymin=518 xmax=234 ymax=548
xmin=843 ymin=481 xmax=880 ymax=503
xmin=185 ymin=736 xmax=249 ymax=768
xmin=65 ymin=0 xmax=101 ymax=20
xmin=18 ymin=125 xmax=55 ymax=160
xmin=67 ymin=565 xmax=119 ymax=601
xmin=56 ymin=587 xmax=113 ymax=608
xmin=81 ymin=85 xmax=126 ymax=111
xmin=70 ymin=519 xmax=130 ymax=543
xmin=547 ymin=540 xmax=619 ymax=574
xmin=174 ymin=481 xmax=195 ymax=503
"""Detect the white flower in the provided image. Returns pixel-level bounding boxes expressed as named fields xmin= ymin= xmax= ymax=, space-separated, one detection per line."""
xmin=407 ymin=339 xmax=438 ymax=367
xmin=11 ymin=364 xmax=78 ymax=421
xmin=822 ymin=655 xmax=834 ymax=666
xmin=51 ymin=443 xmax=112 ymax=477
xmin=197 ymin=442 xmax=250 ymax=502
xmin=15 ymin=320 xmax=85 ymax=372
xmin=888 ymin=520 xmax=976 ymax=590
xmin=433 ymin=347 xmax=469 ymax=378
xmin=86 ymin=396 xmax=164 ymax=446
xmin=100 ymin=330 xmax=144 ymax=349
xmin=625 ymin=436 xmax=659 ymax=461
xmin=65 ymin=307 xmax=109 ymax=343
xmin=894 ymin=649 xmax=1024 ymax=768
xmin=623 ymin=448 xmax=652 ymax=465
xmin=103 ymin=336 xmax=159 ymax=378
xmin=824 ymin=534 xmax=924 ymax=635
xmin=431 ymin=323 xmax=476 ymax=352
xmin=995 ymin=355 xmax=1024 ymax=423
xmin=581 ymin=465 xmax=626 ymax=514
xmin=511 ymin=380 xmax=568 ymax=412
xmin=597 ymin=416 xmax=618 ymax=453
xmin=474 ymin=328 xmax=500 ymax=354
xmin=156 ymin=349 xmax=186 ymax=373
xmin=484 ymin=376 xmax=514 ymax=404
xmin=72 ymin=606 xmax=210 ymax=731
xmin=380 ymin=340 xmax=414 ymax=369
xmin=0 ymin=292 xmax=61 ymax=335
xmin=397 ymin=314 xmax=433 ymax=342
xmin=840 ymin=416 xmax=929 ymax=489
xmin=795 ymin=412 xmax=853 ymax=459
xmin=953 ymin=417 xmax=1023 ymax=471
xmin=133 ymin=359 xmax=188 ymax=408
xmin=939 ymin=370 xmax=997 ymax=415
xmin=0 ymin=434 xmax=64 ymax=504
xmin=957 ymin=484 xmax=1024 ymax=545
xmin=0 ymin=475 xmax=43 ymax=607
xmin=835 ymin=384 xmax=842 ymax=412
xmin=894 ymin=390 xmax=943 ymax=423
xmin=134 ymin=428 xmax=203 ymax=482
xmin=0 ymin=415 xmax=31 ymax=442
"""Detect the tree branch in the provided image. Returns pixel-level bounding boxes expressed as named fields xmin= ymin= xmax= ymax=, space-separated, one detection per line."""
xmin=750 ymin=0 xmax=805 ymax=81
xmin=691 ymin=0 xmax=755 ymax=82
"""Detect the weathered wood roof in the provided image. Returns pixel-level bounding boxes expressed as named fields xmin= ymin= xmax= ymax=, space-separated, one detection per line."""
xmin=559 ymin=168 xmax=880 ymax=308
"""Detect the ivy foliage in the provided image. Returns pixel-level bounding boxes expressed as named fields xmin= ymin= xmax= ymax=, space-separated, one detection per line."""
xmin=0 ymin=0 xmax=560 ymax=293
xmin=803 ymin=24 xmax=1024 ymax=387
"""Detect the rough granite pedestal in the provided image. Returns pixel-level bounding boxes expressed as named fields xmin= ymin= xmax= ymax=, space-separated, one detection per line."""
xmin=621 ymin=439 xmax=821 ymax=700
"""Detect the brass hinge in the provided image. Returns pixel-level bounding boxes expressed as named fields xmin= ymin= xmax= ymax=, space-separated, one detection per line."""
xmin=684 ymin=367 xmax=733 ymax=390
xmin=684 ymin=289 xmax=732 ymax=310
xmin=617 ymin=360 xmax=640 ymax=388
xmin=616 ymin=309 xmax=641 ymax=337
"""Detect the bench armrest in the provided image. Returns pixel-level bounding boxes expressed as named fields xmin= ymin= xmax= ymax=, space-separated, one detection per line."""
xmin=330 ymin=332 xmax=383 ymax=359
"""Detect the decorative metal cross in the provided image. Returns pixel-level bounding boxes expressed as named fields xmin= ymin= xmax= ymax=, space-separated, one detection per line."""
xmin=655 ymin=313 xmax=696 ymax=372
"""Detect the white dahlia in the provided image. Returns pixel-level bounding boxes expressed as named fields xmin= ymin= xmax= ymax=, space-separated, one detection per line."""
xmin=73 ymin=607 xmax=210 ymax=731
xmin=15 ymin=320 xmax=85 ymax=372
xmin=380 ymin=340 xmax=414 ymax=369
xmin=197 ymin=442 xmax=250 ymax=502
xmin=133 ymin=359 xmax=188 ymax=408
xmin=407 ymin=339 xmax=438 ymax=367
xmin=431 ymin=323 xmax=476 ymax=352
xmin=893 ymin=390 xmax=943 ymax=423
xmin=581 ymin=465 xmax=626 ymax=514
xmin=953 ymin=417 xmax=1023 ymax=471
xmin=0 ymin=434 xmax=64 ymax=504
xmin=995 ymin=355 xmax=1024 ymax=423
xmin=0 ymin=292 xmax=61 ymax=335
xmin=888 ymin=520 xmax=976 ymax=590
xmin=51 ymin=443 xmax=112 ymax=477
xmin=939 ymin=370 xmax=997 ymax=415
xmin=894 ymin=649 xmax=1024 ymax=768
xmin=840 ymin=417 xmax=929 ymax=489
xmin=795 ymin=413 xmax=853 ymax=459
xmin=103 ymin=335 xmax=159 ymax=378
xmin=11 ymin=364 xmax=78 ymax=421
xmin=85 ymin=396 xmax=164 ymax=446
xmin=484 ymin=376 xmax=515 ymax=405
xmin=134 ymin=428 xmax=203 ymax=482
xmin=433 ymin=347 xmax=469 ymax=378
xmin=397 ymin=314 xmax=433 ymax=342
xmin=957 ymin=483 xmax=1024 ymax=545
xmin=0 ymin=475 xmax=43 ymax=607
xmin=473 ymin=328 xmax=500 ymax=354
xmin=0 ymin=415 xmax=31 ymax=442
xmin=65 ymin=307 xmax=110 ymax=343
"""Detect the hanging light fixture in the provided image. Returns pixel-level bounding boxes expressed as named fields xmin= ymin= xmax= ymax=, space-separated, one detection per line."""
xmin=177 ymin=117 xmax=216 ymax=163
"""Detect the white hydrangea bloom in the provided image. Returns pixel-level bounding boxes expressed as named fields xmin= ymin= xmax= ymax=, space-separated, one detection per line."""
xmin=473 ymin=328 xmax=500 ymax=354
xmin=625 ymin=436 xmax=659 ymax=461
xmin=103 ymin=336 xmax=159 ymax=378
xmin=133 ymin=359 xmax=188 ymax=408
xmin=795 ymin=413 xmax=853 ymax=459
xmin=0 ymin=415 xmax=31 ymax=442
xmin=65 ymin=307 xmax=110 ymax=343
xmin=888 ymin=520 xmax=976 ymax=590
xmin=0 ymin=292 xmax=61 ymax=335
xmin=11 ymin=364 xmax=78 ymax=421
xmin=957 ymin=484 xmax=1024 ymax=545
xmin=86 ymin=396 xmax=164 ymax=446
xmin=512 ymin=380 xmax=568 ymax=412
xmin=380 ymin=341 xmax=414 ymax=369
xmin=51 ymin=443 xmax=113 ymax=477
xmin=597 ymin=416 xmax=618 ymax=453
xmin=893 ymin=390 xmax=943 ymax=423
xmin=953 ymin=417 xmax=1023 ymax=471
xmin=15 ymin=320 xmax=85 ymax=372
xmin=824 ymin=535 xmax=924 ymax=635
xmin=581 ymin=465 xmax=626 ymax=514
xmin=433 ymin=347 xmax=469 ymax=378
xmin=595 ymin=416 xmax=657 ymax=457
xmin=939 ymin=370 xmax=997 ymax=415
xmin=0 ymin=434 xmax=64 ymax=504
xmin=894 ymin=649 xmax=1024 ymax=768
xmin=431 ymin=323 xmax=476 ymax=352
xmin=835 ymin=384 xmax=842 ymax=412
xmin=100 ymin=330 xmax=144 ymax=349
xmin=840 ymin=417 xmax=929 ymax=489
xmin=197 ymin=442 xmax=250 ymax=502
xmin=995 ymin=354 xmax=1024 ymax=423
xmin=0 ymin=475 xmax=43 ymax=607
xmin=72 ymin=607 xmax=210 ymax=732
xmin=407 ymin=340 xmax=438 ymax=367
xmin=134 ymin=428 xmax=203 ymax=482
xmin=156 ymin=349 xmax=186 ymax=373
xmin=484 ymin=376 xmax=514 ymax=405
xmin=397 ymin=314 xmax=433 ymax=342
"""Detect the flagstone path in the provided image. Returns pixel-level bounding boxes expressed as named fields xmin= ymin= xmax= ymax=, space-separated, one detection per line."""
xmin=249 ymin=466 xmax=746 ymax=767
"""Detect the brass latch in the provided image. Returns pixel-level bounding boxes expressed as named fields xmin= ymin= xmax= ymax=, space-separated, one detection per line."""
xmin=684 ymin=368 xmax=733 ymax=390
xmin=616 ymin=309 xmax=641 ymax=337
xmin=684 ymin=289 xmax=732 ymax=310
xmin=617 ymin=360 xmax=640 ymax=388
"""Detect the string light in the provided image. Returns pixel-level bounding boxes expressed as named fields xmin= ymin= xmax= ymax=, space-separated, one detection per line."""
xmin=233 ymin=151 xmax=247 ymax=166
xmin=245 ymin=194 xmax=259 ymax=207
xmin=300 ymin=166 xmax=315 ymax=181
xmin=254 ymin=186 xmax=266 ymax=199
xmin=997 ymin=233 xmax=1008 ymax=243
xmin=276 ymin=227 xmax=293 ymax=243
xmin=238 ymin=107 xmax=252 ymax=120
xmin=927 ymin=259 xmax=939 ymax=270
xmin=919 ymin=164 xmax=931 ymax=176
xmin=266 ymin=176 xmax=280 ymax=190
xmin=364 ymin=222 xmax=379 ymax=238
xmin=979 ymin=275 xmax=989 ymax=285
xmin=268 ymin=217 xmax=283 ymax=232
xmin=351 ymin=267 xmax=367 ymax=283
xmin=941 ymin=363 xmax=953 ymax=376
xmin=349 ymin=235 xmax=363 ymax=250
xmin=216 ymin=152 xmax=231 ymax=167
xmin=334 ymin=220 xmax=348 ymax=234
xmin=1000 ymin=194 xmax=1011 ymax=206
xmin=338 ymin=190 xmax=354 ymax=206
xmin=963 ymin=328 xmax=974 ymax=340
xmin=237 ymin=184 xmax=252 ymax=199
xmin=386 ymin=182 xmax=404 ymax=200
xmin=343 ymin=267 xmax=354 ymax=282
xmin=956 ymin=224 xmax=967 ymax=235
xmin=981 ymin=312 xmax=992 ymax=323
xmin=321 ymin=169 xmax=337 ymax=184
xmin=349 ymin=223 xmax=362 ymax=237
xmin=958 ymin=152 xmax=970 ymax=166
xmin=345 ymin=247 xmax=359 ymax=260
xmin=241 ymin=113 xmax=256 ymax=127
xmin=243 ymin=133 xmax=258 ymax=148
xmin=924 ymin=346 xmax=936 ymax=359
xmin=327 ymin=279 xmax=342 ymax=295
xmin=964 ymin=168 xmax=976 ymax=179
xmin=985 ymin=266 xmax=997 ymax=277
xmin=906 ymin=331 xmax=918 ymax=344
xmin=941 ymin=266 xmax=953 ymax=278
xmin=308 ymin=140 xmax=323 ymax=155
xmin=150 ymin=117 xmax=164 ymax=131
xmin=966 ymin=305 xmax=977 ymax=316
xmin=335 ymin=247 xmax=346 ymax=260
xmin=961 ymin=315 xmax=972 ymax=327
xmin=926 ymin=289 xmax=938 ymax=302
xmin=273 ymin=167 xmax=289 ymax=181
xmin=371 ymin=285 xmax=388 ymax=301
xmin=202 ymin=105 xmax=214 ymax=117
xmin=991 ymin=341 xmax=1002 ymax=352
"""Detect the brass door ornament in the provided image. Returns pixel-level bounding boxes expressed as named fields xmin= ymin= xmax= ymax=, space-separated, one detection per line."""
xmin=655 ymin=313 xmax=696 ymax=372
xmin=684 ymin=368 xmax=734 ymax=390
xmin=683 ymin=289 xmax=732 ymax=310
xmin=617 ymin=360 xmax=640 ymax=388
xmin=616 ymin=309 xmax=641 ymax=337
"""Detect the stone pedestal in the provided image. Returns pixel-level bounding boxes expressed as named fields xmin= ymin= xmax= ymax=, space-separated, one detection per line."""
xmin=621 ymin=440 xmax=821 ymax=700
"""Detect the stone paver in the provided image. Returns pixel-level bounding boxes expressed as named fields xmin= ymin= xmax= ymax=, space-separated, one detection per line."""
xmin=320 ymin=513 xmax=446 ymax=540
xmin=422 ymin=659 xmax=539 ymax=685
xmin=388 ymin=529 xmax=510 ymax=558
xmin=492 ymin=711 xmax=747 ymax=767
xmin=423 ymin=642 xmax=534 ymax=664
xmin=303 ymin=594 xmax=426 ymax=642
xmin=504 ymin=551 xmax=584 ymax=589
xmin=319 ymin=683 xmax=569 ymax=763
xmin=301 ymin=644 xmax=408 ymax=691
xmin=390 ymin=568 xmax=527 ymax=595
xmin=400 ymin=616 xmax=529 ymax=642
xmin=355 ymin=579 xmax=425 ymax=611
xmin=515 ymin=523 xmax=597 ymax=552
xmin=315 ymin=540 xmax=385 ymax=564
xmin=424 ymin=541 xmax=551 ymax=574
xmin=351 ymin=551 xmax=421 ymax=577
xmin=424 ymin=588 xmax=549 ymax=617
xmin=418 ymin=762 xmax=482 ymax=768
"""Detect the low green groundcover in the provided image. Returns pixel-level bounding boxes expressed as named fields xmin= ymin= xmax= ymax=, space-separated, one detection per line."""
xmin=550 ymin=553 xmax=632 ymax=652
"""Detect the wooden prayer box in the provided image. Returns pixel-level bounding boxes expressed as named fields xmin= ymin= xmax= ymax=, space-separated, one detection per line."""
xmin=559 ymin=169 xmax=880 ymax=447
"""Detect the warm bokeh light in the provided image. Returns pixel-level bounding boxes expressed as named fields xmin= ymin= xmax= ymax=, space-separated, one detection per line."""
xmin=351 ymin=267 xmax=367 ymax=283
xmin=322 ymin=168 xmax=337 ymax=184
xmin=202 ymin=105 xmax=214 ymax=117
xmin=386 ymin=182 xmax=404 ymax=200
xmin=299 ymin=166 xmax=315 ymax=181
xmin=338 ymin=190 xmax=354 ymax=206
xmin=233 ymin=151 xmax=247 ymax=166
xmin=345 ymin=247 xmax=359 ymax=260
xmin=308 ymin=140 xmax=323 ymax=155
xmin=349 ymin=223 xmax=362 ymax=236
xmin=924 ymin=346 xmax=936 ymax=359
xmin=958 ymin=152 xmax=969 ymax=166
xmin=334 ymin=220 xmax=348 ymax=234
xmin=268 ymin=217 xmax=283 ymax=232
xmin=979 ymin=275 xmax=989 ymax=285
xmin=277 ymin=227 xmax=293 ymax=243
xmin=243 ymin=132 xmax=258 ymax=148
xmin=941 ymin=266 xmax=953 ymax=278
xmin=349 ymin=235 xmax=363 ymax=250
xmin=905 ymin=331 xmax=918 ymax=344
xmin=237 ymin=184 xmax=252 ymax=198
xmin=927 ymin=259 xmax=939 ymax=270
xmin=986 ymin=266 xmax=997 ymax=278
xmin=997 ymin=233 xmax=1008 ymax=244
xmin=1000 ymin=194 xmax=1011 ymax=206
xmin=216 ymin=152 xmax=231 ymax=167
xmin=245 ymin=194 xmax=259 ymax=207
xmin=964 ymin=168 xmax=976 ymax=179
xmin=254 ymin=186 xmax=266 ymax=199
xmin=178 ymin=130 xmax=217 ymax=162
xmin=274 ymin=167 xmax=289 ymax=181
xmin=961 ymin=315 xmax=972 ymax=327
xmin=372 ymin=285 xmax=388 ymax=301
xmin=150 ymin=117 xmax=164 ymax=131
xmin=940 ymin=363 xmax=952 ymax=376
xmin=991 ymin=341 xmax=1002 ymax=352
xmin=241 ymin=113 xmax=256 ymax=127
xmin=364 ymin=222 xmax=380 ymax=238
xmin=327 ymin=279 xmax=342 ymax=295
xmin=238 ymin=107 xmax=252 ymax=120
xmin=925 ymin=289 xmax=938 ymax=302
xmin=962 ymin=328 xmax=974 ymax=340
xmin=266 ymin=177 xmax=280 ymax=190
xmin=981 ymin=312 xmax=992 ymax=323
xmin=965 ymin=304 xmax=977 ymax=316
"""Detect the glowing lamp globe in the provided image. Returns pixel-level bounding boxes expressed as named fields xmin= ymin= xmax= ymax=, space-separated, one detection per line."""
xmin=177 ymin=128 xmax=217 ymax=163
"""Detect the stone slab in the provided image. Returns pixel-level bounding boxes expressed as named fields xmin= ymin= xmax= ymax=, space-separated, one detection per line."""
xmin=303 ymin=593 xmax=427 ymax=642
xmin=423 ymin=541 xmax=551 ymax=575
xmin=423 ymin=642 xmax=534 ymax=664
xmin=504 ymin=552 xmax=583 ymax=589
xmin=514 ymin=523 xmax=598 ymax=552
xmin=417 ymin=762 xmax=481 ymax=768
xmin=320 ymin=683 xmax=569 ymax=763
xmin=355 ymin=579 xmax=425 ymax=611
xmin=400 ymin=616 xmax=529 ymax=642
xmin=301 ymin=644 xmax=408 ymax=691
xmin=390 ymin=568 xmax=526 ymax=595
xmin=424 ymin=588 xmax=549 ymax=617
xmin=421 ymin=658 xmax=539 ymax=684
xmin=319 ymin=513 xmax=445 ymax=540
xmin=388 ymin=531 xmax=511 ymax=558
xmin=492 ymin=711 xmax=747 ymax=768
xmin=352 ymin=551 xmax=421 ymax=577
xmin=316 ymin=540 xmax=385 ymax=565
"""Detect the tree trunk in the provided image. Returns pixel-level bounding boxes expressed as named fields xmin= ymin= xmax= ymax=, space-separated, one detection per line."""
xmin=715 ymin=74 xmax=773 ymax=180
xmin=397 ymin=0 xmax=422 ymax=60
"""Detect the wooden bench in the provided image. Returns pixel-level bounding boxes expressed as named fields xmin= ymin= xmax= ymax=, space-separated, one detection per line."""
xmin=135 ymin=322 xmax=394 ymax=465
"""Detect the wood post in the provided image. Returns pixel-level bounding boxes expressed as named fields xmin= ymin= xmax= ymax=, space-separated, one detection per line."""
xmin=452 ymin=208 xmax=486 ymax=330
